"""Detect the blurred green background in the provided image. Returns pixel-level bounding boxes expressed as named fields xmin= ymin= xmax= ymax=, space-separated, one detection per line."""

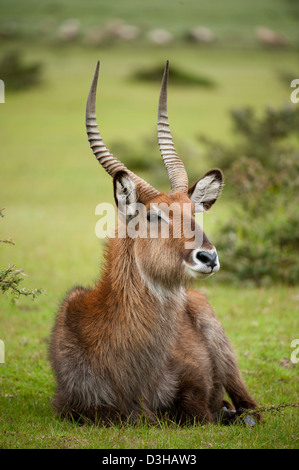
xmin=1 ymin=0 xmax=298 ymax=290
xmin=0 ymin=0 xmax=298 ymax=449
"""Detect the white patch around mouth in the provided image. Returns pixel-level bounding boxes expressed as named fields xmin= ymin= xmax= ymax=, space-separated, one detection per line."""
xmin=182 ymin=257 xmax=220 ymax=279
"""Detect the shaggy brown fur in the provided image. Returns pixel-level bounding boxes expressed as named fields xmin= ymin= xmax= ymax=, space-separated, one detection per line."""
xmin=50 ymin=177 xmax=260 ymax=425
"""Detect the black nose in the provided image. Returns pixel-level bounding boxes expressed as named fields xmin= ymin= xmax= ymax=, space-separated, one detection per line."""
xmin=196 ymin=251 xmax=218 ymax=269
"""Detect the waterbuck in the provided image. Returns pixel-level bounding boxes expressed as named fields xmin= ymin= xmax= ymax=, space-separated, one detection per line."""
xmin=49 ymin=61 xmax=260 ymax=425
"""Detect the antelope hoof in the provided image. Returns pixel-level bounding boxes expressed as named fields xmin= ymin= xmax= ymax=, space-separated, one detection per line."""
xmin=216 ymin=406 xmax=237 ymax=425
xmin=236 ymin=407 xmax=256 ymax=427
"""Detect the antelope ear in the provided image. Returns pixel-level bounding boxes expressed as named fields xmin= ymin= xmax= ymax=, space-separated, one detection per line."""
xmin=113 ymin=171 xmax=139 ymax=218
xmin=188 ymin=169 xmax=224 ymax=213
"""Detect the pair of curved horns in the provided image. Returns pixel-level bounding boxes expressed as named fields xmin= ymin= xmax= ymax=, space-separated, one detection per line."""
xmin=86 ymin=60 xmax=189 ymax=201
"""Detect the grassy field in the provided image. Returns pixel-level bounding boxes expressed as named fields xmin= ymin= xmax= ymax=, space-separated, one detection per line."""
xmin=0 ymin=0 xmax=299 ymax=450
xmin=1 ymin=0 xmax=299 ymax=44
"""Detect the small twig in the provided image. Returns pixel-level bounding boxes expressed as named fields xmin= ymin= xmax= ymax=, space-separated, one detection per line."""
xmin=0 ymin=264 xmax=45 ymax=300
xmin=1 ymin=209 xmax=44 ymax=301
xmin=239 ymin=401 xmax=299 ymax=419
xmin=0 ymin=238 xmax=15 ymax=245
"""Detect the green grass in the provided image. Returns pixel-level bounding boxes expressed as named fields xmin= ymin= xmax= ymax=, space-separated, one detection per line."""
xmin=1 ymin=0 xmax=299 ymax=45
xmin=0 ymin=5 xmax=299 ymax=447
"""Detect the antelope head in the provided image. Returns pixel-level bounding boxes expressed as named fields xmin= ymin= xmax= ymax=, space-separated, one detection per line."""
xmin=86 ymin=61 xmax=223 ymax=290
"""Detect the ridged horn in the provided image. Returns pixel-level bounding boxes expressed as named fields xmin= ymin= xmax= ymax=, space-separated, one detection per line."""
xmin=86 ymin=61 xmax=159 ymax=202
xmin=157 ymin=60 xmax=189 ymax=194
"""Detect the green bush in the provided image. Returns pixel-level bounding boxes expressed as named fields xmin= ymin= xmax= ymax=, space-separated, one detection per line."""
xmin=0 ymin=208 xmax=44 ymax=300
xmin=133 ymin=63 xmax=216 ymax=87
xmin=200 ymin=105 xmax=299 ymax=285
xmin=0 ymin=50 xmax=43 ymax=91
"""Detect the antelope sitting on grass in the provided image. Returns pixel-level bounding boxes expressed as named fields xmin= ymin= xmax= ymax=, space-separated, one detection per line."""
xmin=50 ymin=61 xmax=259 ymax=425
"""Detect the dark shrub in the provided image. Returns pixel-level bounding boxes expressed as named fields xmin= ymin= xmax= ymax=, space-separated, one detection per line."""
xmin=200 ymin=105 xmax=299 ymax=285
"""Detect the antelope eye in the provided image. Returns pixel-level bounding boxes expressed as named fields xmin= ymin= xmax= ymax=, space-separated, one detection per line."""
xmin=147 ymin=212 xmax=160 ymax=223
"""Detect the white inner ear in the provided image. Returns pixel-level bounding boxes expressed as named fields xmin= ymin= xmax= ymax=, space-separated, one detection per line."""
xmin=190 ymin=175 xmax=221 ymax=213
xmin=116 ymin=176 xmax=137 ymax=217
